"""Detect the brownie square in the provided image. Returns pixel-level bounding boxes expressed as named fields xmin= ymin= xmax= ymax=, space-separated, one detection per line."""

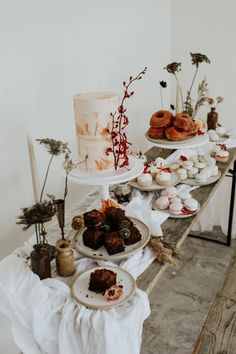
xmin=104 ymin=232 xmax=125 ymax=255
xmin=124 ymin=226 xmax=142 ymax=245
xmin=83 ymin=209 xmax=106 ymax=229
xmin=105 ymin=207 xmax=125 ymax=229
xmin=89 ymin=269 xmax=116 ymax=294
xmin=82 ymin=228 xmax=104 ymax=250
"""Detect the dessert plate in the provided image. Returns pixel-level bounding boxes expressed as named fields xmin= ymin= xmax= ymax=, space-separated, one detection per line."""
xmin=74 ymin=217 xmax=150 ymax=260
xmin=145 ymin=132 xmax=209 ymax=149
xmin=153 ymin=203 xmax=200 ymax=219
xmin=129 ymin=172 xmax=180 ymax=192
xmin=181 ymin=171 xmax=221 ymax=187
xmin=71 ymin=266 xmax=136 ymax=309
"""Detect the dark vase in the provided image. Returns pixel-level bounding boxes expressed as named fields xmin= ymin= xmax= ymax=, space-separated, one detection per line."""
xmin=207 ymin=107 xmax=218 ymax=130
xmin=30 ymin=244 xmax=51 ymax=279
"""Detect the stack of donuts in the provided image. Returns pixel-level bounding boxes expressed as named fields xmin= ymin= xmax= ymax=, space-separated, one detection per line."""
xmin=147 ymin=110 xmax=199 ymax=141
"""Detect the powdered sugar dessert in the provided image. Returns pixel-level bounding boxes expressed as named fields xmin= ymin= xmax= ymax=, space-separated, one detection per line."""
xmin=74 ymin=92 xmax=119 ymax=172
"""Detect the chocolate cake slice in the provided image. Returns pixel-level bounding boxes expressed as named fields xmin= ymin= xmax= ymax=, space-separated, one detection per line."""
xmin=124 ymin=225 xmax=142 ymax=245
xmin=104 ymin=232 xmax=125 ymax=255
xmin=83 ymin=209 xmax=106 ymax=229
xmin=105 ymin=207 xmax=125 ymax=229
xmin=89 ymin=268 xmax=116 ymax=294
xmin=82 ymin=228 xmax=104 ymax=250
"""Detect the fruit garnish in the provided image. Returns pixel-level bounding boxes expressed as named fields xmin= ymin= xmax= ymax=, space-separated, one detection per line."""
xmin=216 ymin=143 xmax=228 ymax=151
xmin=181 ymin=207 xmax=197 ymax=215
xmin=104 ymin=285 xmax=123 ymax=301
xmin=179 ymin=155 xmax=187 ymax=161
xmin=197 ymin=129 xmax=204 ymax=135
xmin=100 ymin=199 xmax=121 ymax=212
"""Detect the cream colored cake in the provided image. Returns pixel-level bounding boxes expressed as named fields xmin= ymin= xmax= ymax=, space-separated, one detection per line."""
xmin=73 ymin=92 xmax=119 ymax=172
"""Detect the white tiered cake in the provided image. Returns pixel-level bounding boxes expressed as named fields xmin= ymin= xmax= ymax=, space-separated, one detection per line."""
xmin=73 ymin=92 xmax=119 ymax=173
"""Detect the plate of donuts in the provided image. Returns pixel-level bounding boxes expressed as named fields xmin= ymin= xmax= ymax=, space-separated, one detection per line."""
xmin=145 ymin=132 xmax=209 ymax=149
xmin=129 ymin=172 xmax=180 ymax=192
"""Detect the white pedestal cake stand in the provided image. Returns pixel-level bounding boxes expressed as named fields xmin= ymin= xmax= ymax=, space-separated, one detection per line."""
xmin=68 ymin=156 xmax=144 ymax=200
xmin=145 ymin=132 xmax=209 ymax=149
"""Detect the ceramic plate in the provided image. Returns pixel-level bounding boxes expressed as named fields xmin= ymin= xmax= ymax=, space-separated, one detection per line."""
xmin=68 ymin=156 xmax=144 ymax=186
xmin=71 ymin=266 xmax=136 ymax=309
xmin=153 ymin=203 xmax=200 ymax=219
xmin=145 ymin=132 xmax=209 ymax=149
xmin=129 ymin=172 xmax=180 ymax=192
xmin=74 ymin=217 xmax=150 ymax=260
xmin=181 ymin=171 xmax=221 ymax=187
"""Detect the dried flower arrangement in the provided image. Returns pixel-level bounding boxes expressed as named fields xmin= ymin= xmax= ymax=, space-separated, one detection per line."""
xmin=162 ymin=52 xmax=214 ymax=118
xmin=148 ymin=237 xmax=183 ymax=265
xmin=17 ymin=138 xmax=87 ymax=244
xmin=106 ymin=67 xmax=147 ymax=169
xmin=206 ymin=96 xmax=224 ymax=108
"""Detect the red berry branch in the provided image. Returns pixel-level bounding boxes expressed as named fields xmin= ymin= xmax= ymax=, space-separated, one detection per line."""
xmin=106 ymin=67 xmax=147 ymax=169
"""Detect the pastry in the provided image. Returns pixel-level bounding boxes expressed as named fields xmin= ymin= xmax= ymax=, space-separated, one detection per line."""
xmin=155 ymin=157 xmax=167 ymax=167
xmin=216 ymin=126 xmax=226 ymax=136
xmin=169 ymin=196 xmax=181 ymax=204
xmin=169 ymin=201 xmax=183 ymax=215
xmin=200 ymin=167 xmax=212 ymax=179
xmin=104 ymin=232 xmax=125 ymax=255
xmin=147 ymin=162 xmax=159 ymax=180
xmin=154 ymin=196 xmax=170 ymax=210
xmin=209 ymin=165 xmax=219 ymax=176
xmin=89 ymin=268 xmax=117 ymax=294
xmin=165 ymin=186 xmax=178 ymax=199
xmin=176 ymin=168 xmax=188 ymax=180
xmin=182 ymin=160 xmax=194 ymax=170
xmin=83 ymin=229 xmax=104 ymax=250
xmin=148 ymin=126 xmax=166 ymax=139
xmin=105 ymin=207 xmax=125 ymax=229
xmin=124 ymin=226 xmax=142 ymax=245
xmin=207 ymin=129 xmax=220 ymax=142
xmin=169 ymin=163 xmax=179 ymax=171
xmin=178 ymin=190 xmax=192 ymax=200
xmin=187 ymin=167 xmax=198 ymax=179
xmin=194 ymin=161 xmax=206 ymax=170
xmin=83 ymin=209 xmax=106 ymax=229
xmin=165 ymin=127 xmax=195 ymax=141
xmin=150 ymin=110 xmax=173 ymax=128
xmin=137 ymin=173 xmax=152 ymax=187
xmin=183 ymin=198 xmax=198 ymax=212
xmin=195 ymin=172 xmax=208 ymax=183
xmin=156 ymin=171 xmax=172 ymax=186
xmin=174 ymin=112 xmax=196 ymax=132
xmin=215 ymin=149 xmax=229 ymax=163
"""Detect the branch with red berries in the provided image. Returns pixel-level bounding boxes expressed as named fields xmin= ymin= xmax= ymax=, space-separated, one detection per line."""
xmin=106 ymin=67 xmax=147 ymax=169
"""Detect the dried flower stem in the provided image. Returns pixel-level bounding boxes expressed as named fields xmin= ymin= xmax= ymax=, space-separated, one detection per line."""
xmin=39 ymin=155 xmax=54 ymax=202
xmin=174 ymin=74 xmax=184 ymax=112
xmin=160 ymin=87 xmax=163 ymax=109
xmin=185 ymin=66 xmax=198 ymax=112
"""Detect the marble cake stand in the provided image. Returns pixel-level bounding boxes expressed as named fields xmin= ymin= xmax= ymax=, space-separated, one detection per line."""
xmin=68 ymin=156 xmax=144 ymax=199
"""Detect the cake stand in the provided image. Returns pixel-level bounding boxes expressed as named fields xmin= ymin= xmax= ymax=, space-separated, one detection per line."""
xmin=68 ymin=156 xmax=144 ymax=199
xmin=145 ymin=132 xmax=209 ymax=149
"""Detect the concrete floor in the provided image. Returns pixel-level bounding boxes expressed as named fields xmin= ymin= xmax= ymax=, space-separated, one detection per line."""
xmin=141 ymin=236 xmax=236 ymax=354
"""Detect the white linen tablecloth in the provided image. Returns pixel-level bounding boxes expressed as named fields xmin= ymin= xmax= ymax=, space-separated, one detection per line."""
xmin=0 ymin=191 xmax=168 ymax=354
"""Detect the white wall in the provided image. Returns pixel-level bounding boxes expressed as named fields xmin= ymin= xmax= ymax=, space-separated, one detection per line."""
xmin=171 ymin=0 xmax=236 ymax=127
xmin=0 ymin=0 xmax=171 ymax=258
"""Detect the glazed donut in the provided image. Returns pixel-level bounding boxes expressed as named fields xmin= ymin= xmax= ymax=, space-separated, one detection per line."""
xmin=150 ymin=110 xmax=173 ymax=128
xmin=173 ymin=113 xmax=195 ymax=132
xmin=165 ymin=127 xmax=196 ymax=141
xmin=148 ymin=126 xmax=166 ymax=139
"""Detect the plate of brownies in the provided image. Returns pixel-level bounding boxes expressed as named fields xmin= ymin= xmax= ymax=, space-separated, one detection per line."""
xmin=74 ymin=207 xmax=150 ymax=260
xmin=71 ymin=266 xmax=136 ymax=309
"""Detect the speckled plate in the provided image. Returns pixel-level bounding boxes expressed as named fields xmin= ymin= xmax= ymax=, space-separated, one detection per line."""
xmin=74 ymin=217 xmax=150 ymax=260
xmin=129 ymin=172 xmax=180 ymax=192
xmin=145 ymin=132 xmax=209 ymax=149
xmin=180 ymin=171 xmax=221 ymax=187
xmin=153 ymin=203 xmax=200 ymax=219
xmin=71 ymin=266 xmax=136 ymax=309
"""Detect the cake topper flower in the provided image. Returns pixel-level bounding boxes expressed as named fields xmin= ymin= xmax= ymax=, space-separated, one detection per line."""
xmin=106 ymin=67 xmax=147 ymax=169
xmin=207 ymin=96 xmax=224 ymax=108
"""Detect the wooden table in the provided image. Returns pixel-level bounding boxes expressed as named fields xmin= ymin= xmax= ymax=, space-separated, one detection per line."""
xmin=137 ymin=147 xmax=236 ymax=295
